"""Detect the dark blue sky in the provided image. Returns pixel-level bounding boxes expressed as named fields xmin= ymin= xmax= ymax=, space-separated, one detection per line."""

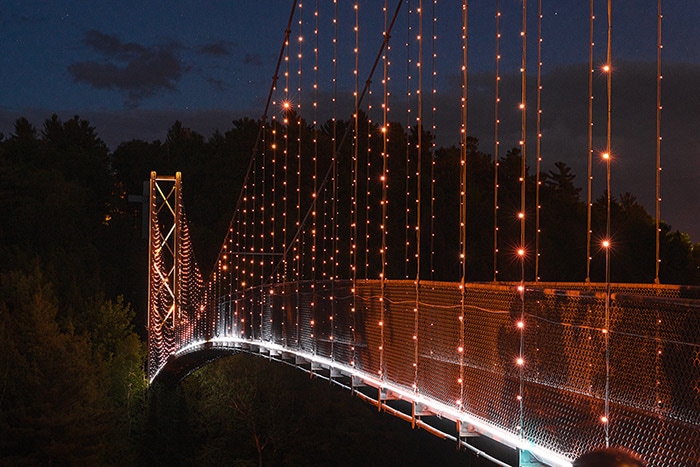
xmin=4 ymin=1 xmax=699 ymax=113
xmin=2 ymin=1 xmax=700 ymax=240
xmin=3 ymin=1 xmax=699 ymax=110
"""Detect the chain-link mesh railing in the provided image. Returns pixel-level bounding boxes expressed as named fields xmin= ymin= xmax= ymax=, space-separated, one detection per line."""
xmin=157 ymin=279 xmax=699 ymax=465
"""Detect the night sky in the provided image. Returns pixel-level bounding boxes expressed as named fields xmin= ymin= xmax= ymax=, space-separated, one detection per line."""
xmin=2 ymin=1 xmax=700 ymax=241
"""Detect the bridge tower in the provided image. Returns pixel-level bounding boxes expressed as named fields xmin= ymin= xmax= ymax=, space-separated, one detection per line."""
xmin=147 ymin=171 xmax=183 ymax=379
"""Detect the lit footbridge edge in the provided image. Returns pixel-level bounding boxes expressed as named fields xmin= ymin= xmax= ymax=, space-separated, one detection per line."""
xmin=151 ymin=336 xmax=573 ymax=467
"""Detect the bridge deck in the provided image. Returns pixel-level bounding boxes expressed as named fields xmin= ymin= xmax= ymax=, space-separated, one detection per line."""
xmin=151 ymin=280 xmax=700 ymax=466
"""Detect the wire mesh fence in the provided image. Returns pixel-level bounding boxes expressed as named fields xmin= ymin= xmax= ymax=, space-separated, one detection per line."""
xmin=151 ymin=279 xmax=700 ymax=465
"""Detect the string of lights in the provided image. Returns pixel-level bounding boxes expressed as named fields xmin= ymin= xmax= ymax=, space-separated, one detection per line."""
xmin=242 ymin=171 xmax=252 ymax=337
xmin=271 ymin=118 xmax=279 ymax=284
xmin=259 ymin=123 xmax=267 ymax=336
xmin=277 ymin=50 xmax=292 ymax=347
xmin=282 ymin=33 xmax=290 ymax=287
xmin=379 ymin=0 xmax=391 ymax=380
xmin=654 ymin=0 xmax=664 ymax=427
xmin=148 ymin=173 xmax=204 ymax=377
xmin=365 ymin=83 xmax=373 ymax=279
xmin=404 ymin=0 xmax=414 ymax=280
xmin=351 ymin=0 xmax=360 ymax=314
xmin=250 ymin=123 xmax=258 ymax=331
xmin=586 ymin=0 xmax=595 ymax=283
xmin=534 ymin=0 xmax=543 ymax=282
xmin=493 ymin=1 xmax=501 ymax=283
xmin=413 ymin=0 xmax=423 ymax=393
xmin=458 ymin=0 xmax=468 ymax=413
xmin=429 ymin=0 xmax=437 ymax=280
xmin=602 ymin=0 xmax=613 ymax=447
xmin=519 ymin=0 xmax=527 ymax=266
xmin=346 ymin=0 xmax=360 ymax=364
xmin=517 ymin=0 xmax=527 ymax=443
xmin=655 ymin=0 xmax=663 ymax=283
xmin=311 ymin=0 xmax=320 ymax=352
xmin=295 ymin=0 xmax=304 ymax=349
xmin=330 ymin=0 xmax=339 ymax=357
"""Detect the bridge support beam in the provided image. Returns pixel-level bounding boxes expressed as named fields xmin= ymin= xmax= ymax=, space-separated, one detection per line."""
xmin=519 ymin=449 xmax=549 ymax=466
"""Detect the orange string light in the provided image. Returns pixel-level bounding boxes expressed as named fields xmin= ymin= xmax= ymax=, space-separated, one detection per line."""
xmin=534 ymin=0 xmax=543 ymax=282
xmin=458 ymin=0 xmax=468 ymax=411
xmin=405 ymin=0 xmax=414 ymax=280
xmin=493 ymin=1 xmax=501 ymax=282
xmin=655 ymin=0 xmax=663 ymax=283
xmin=518 ymin=0 xmax=527 ymax=442
xmin=586 ymin=0 xmax=594 ymax=282
xmin=379 ymin=0 xmax=390 ymax=381
xmin=429 ymin=0 xmax=437 ymax=280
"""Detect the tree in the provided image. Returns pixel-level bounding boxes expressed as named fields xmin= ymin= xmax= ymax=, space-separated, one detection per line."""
xmin=539 ymin=162 xmax=586 ymax=281
xmin=0 ymin=267 xmax=103 ymax=464
xmin=184 ymin=355 xmax=296 ymax=466
xmin=176 ymin=355 xmax=481 ymax=466
xmin=660 ymin=229 xmax=700 ymax=285
xmin=41 ymin=114 xmax=112 ymax=208
xmin=0 ymin=115 xmax=149 ymax=465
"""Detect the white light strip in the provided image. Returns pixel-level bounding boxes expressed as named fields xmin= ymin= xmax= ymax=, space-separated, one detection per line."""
xmin=152 ymin=336 xmax=573 ymax=467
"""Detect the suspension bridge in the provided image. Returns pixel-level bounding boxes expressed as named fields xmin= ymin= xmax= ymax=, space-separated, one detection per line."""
xmin=146 ymin=2 xmax=700 ymax=466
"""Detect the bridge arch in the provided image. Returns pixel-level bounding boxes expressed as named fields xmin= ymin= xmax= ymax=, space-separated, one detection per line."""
xmin=152 ymin=335 xmax=536 ymax=467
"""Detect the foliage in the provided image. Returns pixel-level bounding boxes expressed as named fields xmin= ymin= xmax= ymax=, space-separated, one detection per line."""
xmin=0 ymin=116 xmax=146 ymax=465
xmin=171 ymin=355 xmax=475 ymax=466
xmin=0 ymin=267 xmax=101 ymax=464
xmin=0 ymin=268 xmax=145 ymax=465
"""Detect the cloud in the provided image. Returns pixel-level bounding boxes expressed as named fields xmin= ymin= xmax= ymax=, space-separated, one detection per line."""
xmin=197 ymin=40 xmax=234 ymax=57
xmin=68 ymin=29 xmax=185 ymax=107
xmin=206 ymin=77 xmax=227 ymax=91
xmin=244 ymin=53 xmax=261 ymax=66
xmin=83 ymin=29 xmax=146 ymax=60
